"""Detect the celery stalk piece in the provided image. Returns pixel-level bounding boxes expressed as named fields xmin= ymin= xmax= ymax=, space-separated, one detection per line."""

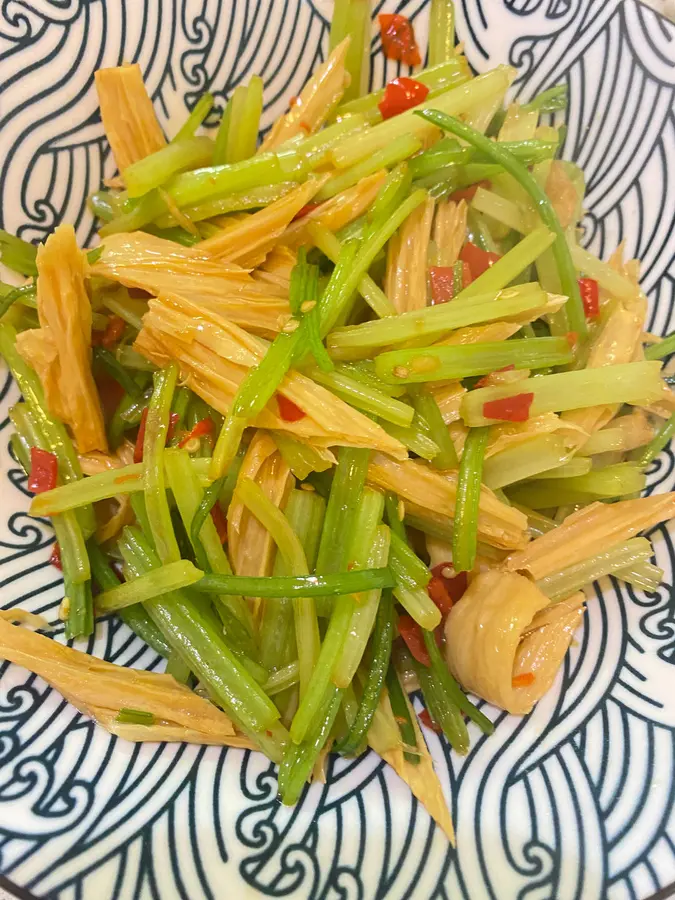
xmin=374 ymin=336 xmax=572 ymax=384
xmin=143 ymin=364 xmax=180 ymax=563
xmin=335 ymin=58 xmax=470 ymax=124
xmin=461 ymin=225 xmax=555 ymax=297
xmin=453 ymin=425 xmax=489 ymax=572
xmin=123 ymin=136 xmax=214 ymax=198
xmin=96 ymin=560 xmax=204 ymax=612
xmin=315 ymin=134 xmax=424 ymax=202
xmin=263 ymin=661 xmax=300 ymax=696
xmin=327 ymin=283 xmax=546 ymax=358
xmin=331 ymin=67 xmax=515 ymax=169
xmin=174 ymin=92 xmax=214 ymax=142
xmin=461 ymin=361 xmax=664 ymax=426
xmin=507 ymin=463 xmax=646 ymax=508
xmin=0 ymin=230 xmax=37 ymax=276
xmin=379 ymin=419 xmax=441 ymax=461
xmin=407 ymin=141 xmax=470 ymax=180
xmin=535 ymin=538 xmax=654 ymax=601
xmin=428 ymin=0 xmax=456 ymax=66
xmin=305 ymin=366 xmax=414 ymax=426
xmin=635 ymin=412 xmax=675 ymax=466
xmin=236 ymin=477 xmax=309 ymax=576
xmin=271 ymin=433 xmax=333 ymax=481
xmin=569 ymin=243 xmax=639 ymax=305
xmin=615 ymin=560 xmax=664 ymax=592
xmin=483 ymin=435 xmax=570 ymax=490
xmin=329 ymin=0 xmax=370 ymax=102
xmin=645 ymin=332 xmax=675 ymax=361
xmin=229 ymin=76 xmax=264 ymax=163
xmin=193 ymin=569 xmax=394 ymax=599
xmin=411 ymin=387 xmax=458 ymax=469
xmin=164 ymin=449 xmax=253 ymax=632
xmin=307 ymin=223 xmax=395 ymax=318
xmin=534 ymin=457 xmax=592 ymax=480
xmin=417 ymin=108 xmax=587 ymax=336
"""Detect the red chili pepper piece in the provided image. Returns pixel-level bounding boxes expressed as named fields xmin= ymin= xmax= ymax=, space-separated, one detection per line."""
xmin=578 ymin=277 xmax=599 ymax=319
xmin=378 ymin=77 xmax=429 ymax=120
xmin=378 ymin=13 xmax=422 ymax=66
xmin=431 ymin=565 xmax=468 ymax=604
xmin=398 ymin=614 xmax=431 ymax=666
xmin=210 ymin=502 xmax=228 ymax=545
xmin=459 ymin=242 xmax=501 ymax=280
xmin=92 ymin=315 xmax=126 ymax=349
xmin=166 ymin=412 xmax=180 ymax=442
xmin=293 ymin=203 xmax=320 ymax=221
xmin=28 ymin=447 xmax=58 ymax=494
xmin=512 ymin=672 xmax=535 ymax=688
xmin=178 ymin=417 xmax=215 ymax=449
xmin=49 ymin=542 xmax=62 ymax=570
xmin=133 ymin=408 xmax=149 ymax=464
xmin=426 ymin=575 xmax=455 ymax=618
xmin=277 ymin=394 xmax=306 ymax=422
xmin=419 ymin=708 xmax=442 ymax=733
xmin=482 ymin=392 xmax=535 ymax=423
xmin=475 ymin=364 xmax=516 ymax=389
xmin=429 ymin=266 xmax=456 ymax=304
xmin=449 ymin=181 xmax=491 ymax=204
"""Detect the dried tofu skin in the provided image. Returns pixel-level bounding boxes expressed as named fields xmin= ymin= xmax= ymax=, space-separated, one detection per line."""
xmin=252 ymin=246 xmax=297 ymax=296
xmin=227 ymin=433 xmax=293 ymax=604
xmin=506 ymin=493 xmax=675 ymax=580
xmin=433 ymin=198 xmax=467 ymax=267
xmin=95 ymin=63 xmax=166 ymax=173
xmin=370 ymin=688 xmax=455 ymax=844
xmin=387 ymin=195 xmax=435 ymax=312
xmin=0 ymin=616 xmax=245 ymax=742
xmin=135 ymin=293 xmax=407 ymax=458
xmin=283 ymin=172 xmax=387 ymax=250
xmin=445 ymin=569 xmax=583 ymax=715
xmin=197 ymin=177 xmax=330 ymax=266
xmin=260 ymin=38 xmax=350 ymax=151
xmin=16 ymin=224 xmax=107 ymax=453
xmin=367 ymin=453 xmax=529 ymax=550
xmin=93 ymin=231 xmax=292 ymax=338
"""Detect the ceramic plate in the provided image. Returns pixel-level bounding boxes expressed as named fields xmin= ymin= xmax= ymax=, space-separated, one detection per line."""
xmin=1 ymin=2 xmax=675 ymax=898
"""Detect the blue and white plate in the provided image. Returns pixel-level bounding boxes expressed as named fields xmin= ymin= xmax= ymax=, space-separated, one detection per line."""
xmin=1 ymin=2 xmax=675 ymax=898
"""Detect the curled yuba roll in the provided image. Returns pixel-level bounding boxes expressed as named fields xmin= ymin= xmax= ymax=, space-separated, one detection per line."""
xmin=444 ymin=569 xmax=584 ymax=715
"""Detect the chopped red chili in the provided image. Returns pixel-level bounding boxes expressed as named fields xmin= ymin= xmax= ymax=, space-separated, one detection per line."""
xmin=134 ymin=409 xmax=180 ymax=462
xmin=210 ymin=502 xmax=228 ymax=545
xmin=430 ymin=564 xmax=468 ymax=605
xmin=426 ymin=575 xmax=454 ymax=618
xmin=28 ymin=448 xmax=58 ymax=494
xmin=178 ymin=417 xmax=215 ymax=449
xmin=429 ymin=266 xmax=456 ymax=304
xmin=398 ymin=614 xmax=430 ymax=667
xmin=449 ymin=181 xmax=491 ymax=204
xmin=92 ymin=315 xmax=125 ymax=349
xmin=578 ymin=277 xmax=599 ymax=319
xmin=459 ymin=242 xmax=501 ymax=280
xmin=378 ymin=13 xmax=422 ymax=66
xmin=512 ymin=672 xmax=536 ymax=688
xmin=293 ymin=203 xmax=320 ymax=221
xmin=419 ymin=708 xmax=442 ymax=733
xmin=378 ymin=77 xmax=429 ymax=120
xmin=277 ymin=394 xmax=306 ymax=422
xmin=482 ymin=392 xmax=535 ymax=423
xmin=49 ymin=542 xmax=62 ymax=570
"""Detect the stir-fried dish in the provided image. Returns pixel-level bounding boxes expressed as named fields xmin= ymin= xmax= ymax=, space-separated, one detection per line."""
xmin=2 ymin=2 xmax=675 ymax=840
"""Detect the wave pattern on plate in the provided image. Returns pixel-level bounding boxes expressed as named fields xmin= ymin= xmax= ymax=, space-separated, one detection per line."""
xmin=0 ymin=2 xmax=674 ymax=898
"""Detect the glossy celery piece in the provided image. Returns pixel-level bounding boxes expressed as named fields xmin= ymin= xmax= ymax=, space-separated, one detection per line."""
xmin=381 ymin=417 xmax=440 ymax=461
xmin=414 ymin=657 xmax=468 ymax=753
xmin=193 ymin=569 xmax=394 ymax=599
xmin=375 ymin=336 xmax=572 ymax=384
xmin=635 ymin=412 xmax=675 ymax=466
xmin=123 ymin=136 xmax=214 ymax=198
xmin=93 ymin=347 xmax=142 ymax=398
xmin=329 ymin=0 xmax=370 ymax=101
xmin=228 ymin=76 xmax=263 ymax=164
xmin=306 ymin=365 xmax=414 ymax=426
xmin=536 ymin=538 xmax=653 ymax=601
xmin=0 ymin=229 xmax=37 ymax=276
xmin=155 ymin=183 xmax=295 ymax=228
xmin=411 ymin=387 xmax=458 ymax=469
xmin=326 ymin=283 xmax=546 ymax=357
xmin=386 ymin=666 xmax=420 ymax=764
xmin=417 ymin=108 xmax=587 ymax=336
xmin=461 ymin=361 xmax=663 ymax=426
xmin=429 ymin=0 xmax=455 ymax=66
xmin=263 ymin=661 xmax=300 ymax=696
xmin=483 ymin=435 xmax=569 ymax=490
xmin=462 ymin=225 xmax=555 ymax=297
xmin=335 ymin=58 xmax=469 ymax=124
xmin=174 ymin=92 xmax=214 ymax=141
xmin=120 ymin=526 xmax=281 ymax=736
xmin=331 ymin=68 xmax=512 ymax=168
xmin=507 ymin=463 xmax=646 ymax=508
xmin=116 ymin=708 xmax=155 ymax=726
xmin=272 ymin=433 xmax=333 ymax=480
xmin=237 ymin=477 xmax=309 ymax=575
xmin=96 ymin=560 xmax=203 ymax=612
xmin=307 ymin=224 xmax=395 ymax=318
xmin=290 ymin=248 xmax=333 ymax=372
xmin=408 ymin=140 xmax=470 ymax=181
xmin=568 ymin=243 xmax=638 ymax=305
xmin=143 ymin=364 xmax=180 ymax=563
xmin=315 ymin=134 xmax=423 ymax=202
xmin=535 ymin=457 xmax=592 ymax=479
xmin=164 ymin=449 xmax=252 ymax=632
xmin=615 ymin=560 xmax=664 ymax=592
xmin=526 ymin=84 xmax=568 ymax=112
xmin=645 ymin=332 xmax=675 ymax=361
xmin=0 ymin=284 xmax=36 ymax=318
xmin=453 ymin=425 xmax=489 ymax=572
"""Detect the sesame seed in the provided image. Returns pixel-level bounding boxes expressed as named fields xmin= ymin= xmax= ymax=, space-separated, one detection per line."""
xmin=59 ymin=596 xmax=70 ymax=620
xmin=283 ymin=319 xmax=300 ymax=333
xmin=397 ymin=499 xmax=405 ymax=521
xmin=300 ymin=300 xmax=316 ymax=313
xmin=393 ymin=366 xmax=409 ymax=379
xmin=441 ymin=566 xmax=454 ymax=579
xmin=300 ymin=483 xmax=315 ymax=492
